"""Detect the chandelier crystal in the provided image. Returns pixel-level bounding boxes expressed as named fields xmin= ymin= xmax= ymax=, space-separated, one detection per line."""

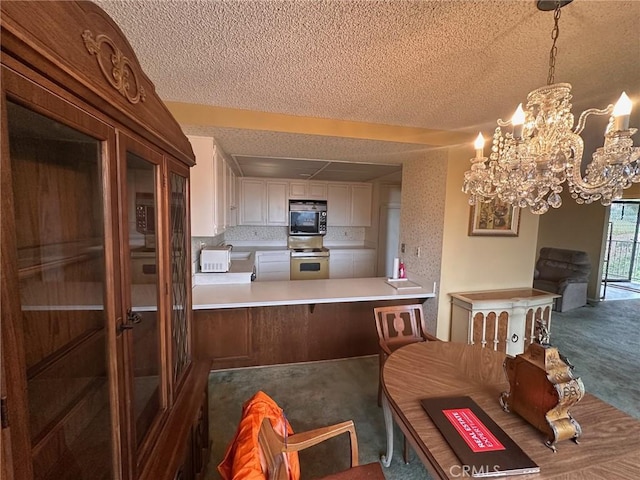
xmin=463 ymin=1 xmax=640 ymax=215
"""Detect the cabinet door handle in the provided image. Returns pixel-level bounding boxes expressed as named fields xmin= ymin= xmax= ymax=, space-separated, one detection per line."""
xmin=511 ymin=333 xmax=519 ymax=343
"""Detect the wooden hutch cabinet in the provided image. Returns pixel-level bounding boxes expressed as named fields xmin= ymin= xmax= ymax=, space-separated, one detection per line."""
xmin=1 ymin=2 xmax=209 ymax=480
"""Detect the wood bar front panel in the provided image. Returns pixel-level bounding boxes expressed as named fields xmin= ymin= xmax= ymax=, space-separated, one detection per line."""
xmin=194 ymin=298 xmax=421 ymax=370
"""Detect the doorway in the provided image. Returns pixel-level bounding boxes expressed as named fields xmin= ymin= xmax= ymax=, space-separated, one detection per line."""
xmin=601 ymin=201 xmax=640 ymax=300
xmin=376 ymin=184 xmax=402 ymax=278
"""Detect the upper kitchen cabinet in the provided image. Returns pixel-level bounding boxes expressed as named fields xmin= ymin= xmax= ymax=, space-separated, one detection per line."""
xmin=235 ymin=178 xmax=372 ymax=227
xmin=1 ymin=2 xmax=208 ymax=480
xmin=226 ymin=162 xmax=238 ymax=228
xmin=189 ymin=135 xmax=236 ymax=236
xmin=239 ymin=178 xmax=266 ymax=225
xmin=266 ymin=181 xmax=288 ymax=225
xmin=239 ymin=178 xmax=288 ymax=226
xmin=327 ymin=182 xmax=373 ymax=227
xmin=289 ymin=181 xmax=328 ymax=200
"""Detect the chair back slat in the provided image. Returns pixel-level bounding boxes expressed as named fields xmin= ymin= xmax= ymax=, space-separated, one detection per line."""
xmin=374 ymin=304 xmax=426 ymax=347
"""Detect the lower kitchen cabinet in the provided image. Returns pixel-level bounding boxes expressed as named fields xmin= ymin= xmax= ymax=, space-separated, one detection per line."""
xmin=329 ymin=249 xmax=376 ymax=278
xmin=353 ymin=250 xmax=376 ymax=277
xmin=255 ymin=250 xmax=290 ymax=281
xmin=329 ymin=251 xmax=354 ymax=278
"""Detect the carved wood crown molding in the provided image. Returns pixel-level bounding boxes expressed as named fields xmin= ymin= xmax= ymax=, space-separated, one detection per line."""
xmin=82 ymin=29 xmax=146 ymax=104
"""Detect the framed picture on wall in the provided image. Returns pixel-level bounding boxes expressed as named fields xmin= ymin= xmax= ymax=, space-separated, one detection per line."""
xmin=469 ymin=198 xmax=520 ymax=236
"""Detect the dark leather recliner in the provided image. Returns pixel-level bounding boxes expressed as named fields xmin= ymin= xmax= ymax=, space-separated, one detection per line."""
xmin=533 ymin=247 xmax=591 ymax=312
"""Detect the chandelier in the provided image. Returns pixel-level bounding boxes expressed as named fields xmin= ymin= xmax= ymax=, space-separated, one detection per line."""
xmin=463 ymin=0 xmax=640 ymax=214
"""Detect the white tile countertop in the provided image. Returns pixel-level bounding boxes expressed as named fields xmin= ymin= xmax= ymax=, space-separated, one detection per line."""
xmin=192 ymin=274 xmax=436 ymax=310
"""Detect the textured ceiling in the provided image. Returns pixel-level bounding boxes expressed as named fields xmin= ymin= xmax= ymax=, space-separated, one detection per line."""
xmin=94 ymin=0 xmax=640 ymax=181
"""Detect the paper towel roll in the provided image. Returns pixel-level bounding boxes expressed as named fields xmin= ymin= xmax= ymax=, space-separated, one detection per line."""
xmin=392 ymin=258 xmax=400 ymax=279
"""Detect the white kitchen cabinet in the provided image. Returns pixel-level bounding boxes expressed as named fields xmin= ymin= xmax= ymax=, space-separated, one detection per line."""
xmin=239 ymin=178 xmax=267 ymax=225
xmin=188 ymin=135 xmax=235 ymax=236
xmin=255 ymin=250 xmax=291 ymax=281
xmin=226 ymin=163 xmax=237 ymax=227
xmin=215 ymin=147 xmax=227 ymax=231
xmin=329 ymin=249 xmax=376 ymax=278
xmin=289 ymin=181 xmax=328 ymax=199
xmin=353 ymin=249 xmax=376 ymax=277
xmin=187 ymin=136 xmax=222 ymax=237
xmin=329 ymin=251 xmax=353 ymax=278
xmin=350 ymin=184 xmax=373 ymax=227
xmin=266 ymin=181 xmax=288 ymax=225
xmin=327 ymin=184 xmax=351 ymax=226
xmin=239 ymin=178 xmax=288 ymax=226
xmin=327 ymin=182 xmax=372 ymax=227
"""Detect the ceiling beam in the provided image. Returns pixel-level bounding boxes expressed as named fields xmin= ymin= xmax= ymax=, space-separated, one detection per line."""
xmin=165 ymin=101 xmax=473 ymax=147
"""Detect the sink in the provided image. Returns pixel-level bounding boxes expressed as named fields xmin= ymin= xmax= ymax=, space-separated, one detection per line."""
xmin=231 ymin=251 xmax=251 ymax=261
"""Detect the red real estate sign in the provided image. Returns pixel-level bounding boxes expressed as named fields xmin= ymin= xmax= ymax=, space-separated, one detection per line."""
xmin=443 ymin=408 xmax=505 ymax=452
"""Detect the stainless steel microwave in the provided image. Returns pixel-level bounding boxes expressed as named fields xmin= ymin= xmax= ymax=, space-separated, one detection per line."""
xmin=289 ymin=200 xmax=327 ymax=236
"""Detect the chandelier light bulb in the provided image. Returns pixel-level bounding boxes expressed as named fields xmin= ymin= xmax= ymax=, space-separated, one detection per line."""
xmin=512 ymin=104 xmax=525 ymax=139
xmin=474 ymin=133 xmax=485 ymax=158
xmin=613 ymin=92 xmax=632 ymax=131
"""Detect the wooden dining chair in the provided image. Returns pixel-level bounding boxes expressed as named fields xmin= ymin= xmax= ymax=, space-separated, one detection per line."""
xmin=373 ymin=303 xmax=439 ymax=462
xmin=258 ymin=417 xmax=385 ymax=479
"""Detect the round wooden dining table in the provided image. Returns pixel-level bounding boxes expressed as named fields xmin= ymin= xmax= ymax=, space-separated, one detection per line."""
xmin=380 ymin=341 xmax=640 ymax=479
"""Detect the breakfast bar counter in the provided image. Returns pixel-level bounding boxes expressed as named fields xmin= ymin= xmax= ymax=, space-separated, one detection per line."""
xmin=192 ymin=275 xmax=437 ymax=370
xmin=192 ymin=275 xmax=436 ymax=309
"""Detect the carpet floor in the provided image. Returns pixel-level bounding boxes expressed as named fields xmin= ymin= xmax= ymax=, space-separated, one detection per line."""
xmin=205 ymin=298 xmax=640 ymax=479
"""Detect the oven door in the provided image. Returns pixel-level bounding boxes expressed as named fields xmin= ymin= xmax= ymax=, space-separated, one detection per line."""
xmin=290 ymin=256 xmax=329 ymax=280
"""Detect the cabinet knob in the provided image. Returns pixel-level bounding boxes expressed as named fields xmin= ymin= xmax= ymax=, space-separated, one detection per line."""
xmin=511 ymin=333 xmax=519 ymax=343
xmin=127 ymin=308 xmax=143 ymax=324
xmin=119 ymin=309 xmax=142 ymax=332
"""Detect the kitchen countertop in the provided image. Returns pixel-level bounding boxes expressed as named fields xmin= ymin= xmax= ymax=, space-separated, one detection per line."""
xmin=20 ymin=275 xmax=437 ymax=311
xmin=225 ymin=242 xmax=373 ymax=252
xmin=192 ymin=274 xmax=436 ymax=309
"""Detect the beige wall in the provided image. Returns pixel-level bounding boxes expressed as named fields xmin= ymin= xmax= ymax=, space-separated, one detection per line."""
xmin=623 ymin=182 xmax=640 ymax=199
xmin=536 ymin=190 xmax=609 ymax=302
xmin=436 ymin=146 xmax=540 ymax=340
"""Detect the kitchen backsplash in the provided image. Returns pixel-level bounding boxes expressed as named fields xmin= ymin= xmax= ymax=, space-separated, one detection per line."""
xmin=225 ymin=226 xmax=365 ymax=242
xmin=191 ymin=226 xmax=365 ymax=278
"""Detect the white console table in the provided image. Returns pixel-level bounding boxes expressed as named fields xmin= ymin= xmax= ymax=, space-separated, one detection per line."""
xmin=449 ymin=288 xmax=560 ymax=356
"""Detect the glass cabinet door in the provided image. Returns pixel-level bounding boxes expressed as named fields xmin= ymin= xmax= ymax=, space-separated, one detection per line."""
xmin=118 ymin=134 xmax=167 ymax=468
xmin=167 ymin=162 xmax=192 ymax=391
xmin=3 ymin=98 xmax=115 ymax=479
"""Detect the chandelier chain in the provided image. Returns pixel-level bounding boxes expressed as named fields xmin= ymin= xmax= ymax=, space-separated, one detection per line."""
xmin=547 ymin=3 xmax=561 ymax=85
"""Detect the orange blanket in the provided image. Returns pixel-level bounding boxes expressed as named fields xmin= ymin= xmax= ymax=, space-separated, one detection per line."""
xmin=218 ymin=391 xmax=301 ymax=480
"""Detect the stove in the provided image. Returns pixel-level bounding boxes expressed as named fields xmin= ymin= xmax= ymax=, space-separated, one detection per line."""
xmin=288 ymin=236 xmax=330 ymax=279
